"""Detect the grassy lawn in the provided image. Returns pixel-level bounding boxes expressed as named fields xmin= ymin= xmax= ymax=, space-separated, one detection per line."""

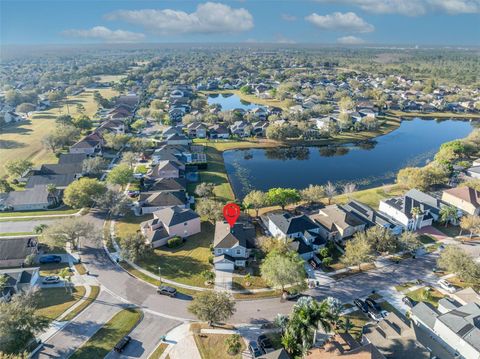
xmin=148 ymin=343 xmax=169 ymax=359
xmin=394 ymin=281 xmax=417 ymax=292
xmin=0 ymin=207 xmax=78 ymax=218
xmin=433 ymin=223 xmax=461 ymax=237
xmin=387 ymin=110 xmax=480 ymax=119
xmin=38 ymin=261 xmax=69 ymax=275
xmin=406 ymin=287 xmax=445 ymax=308
xmin=321 ymin=245 xmax=345 ymax=272
xmin=70 ymin=307 xmax=142 ymax=359
xmin=119 ymin=261 xmax=198 ymax=297
xmin=0 ymin=88 xmax=117 ymax=176
xmin=39 ymin=262 xmax=69 ymax=276
xmin=193 ymin=333 xmax=246 ymax=359
xmin=115 ymin=214 xmax=150 ymax=239
xmin=74 ymin=263 xmax=87 ymax=275
xmin=333 ymin=184 xmax=405 ymax=209
xmin=447 ymin=276 xmax=480 ymax=291
xmin=419 ymin=235 xmax=436 ymax=244
xmin=63 ymin=286 xmax=100 ymax=321
xmin=136 ymin=222 xmax=214 ymax=287
xmin=34 ymin=286 xmax=86 ymax=322
xmin=338 ymin=310 xmax=369 ymax=341
xmin=233 ymin=289 xmax=282 ymax=300
xmin=330 ymin=263 xmax=376 ymax=280
xmin=0 ymin=231 xmax=34 ymax=236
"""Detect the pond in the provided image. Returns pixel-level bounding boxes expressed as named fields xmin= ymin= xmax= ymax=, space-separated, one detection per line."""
xmin=207 ymin=93 xmax=265 ymax=111
xmin=223 ymin=118 xmax=474 ymax=199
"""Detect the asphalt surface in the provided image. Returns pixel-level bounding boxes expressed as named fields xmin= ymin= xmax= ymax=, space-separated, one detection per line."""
xmin=0 ymin=219 xmax=57 ymax=233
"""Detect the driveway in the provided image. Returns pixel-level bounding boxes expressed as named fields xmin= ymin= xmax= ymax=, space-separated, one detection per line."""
xmin=215 ymin=269 xmax=233 ymax=291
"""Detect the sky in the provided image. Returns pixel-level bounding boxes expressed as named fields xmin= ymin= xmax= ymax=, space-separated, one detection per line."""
xmin=1 ymin=0 xmax=479 ymax=46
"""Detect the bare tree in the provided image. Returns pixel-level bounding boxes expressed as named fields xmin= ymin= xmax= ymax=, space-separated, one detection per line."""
xmin=324 ymin=182 xmax=337 ymax=205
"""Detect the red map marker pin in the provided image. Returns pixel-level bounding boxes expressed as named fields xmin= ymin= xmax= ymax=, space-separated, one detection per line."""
xmin=223 ymin=203 xmax=240 ymax=228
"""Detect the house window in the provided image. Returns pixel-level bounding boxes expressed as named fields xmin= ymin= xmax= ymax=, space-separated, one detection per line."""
xmin=236 ymin=249 xmax=241 ymax=255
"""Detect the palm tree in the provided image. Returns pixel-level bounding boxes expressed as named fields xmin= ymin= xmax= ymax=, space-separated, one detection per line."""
xmin=46 ymin=183 xmax=58 ymax=206
xmin=440 ymin=205 xmax=459 ymax=227
xmin=410 ymin=207 xmax=422 ymax=231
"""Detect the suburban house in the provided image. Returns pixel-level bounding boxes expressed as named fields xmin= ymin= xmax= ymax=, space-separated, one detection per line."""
xmin=0 ymin=236 xmax=38 ymax=267
xmin=58 ymin=153 xmax=87 ymax=165
xmin=147 ymin=160 xmax=183 ymax=179
xmin=411 ymin=300 xmax=480 ymax=359
xmin=209 ymin=124 xmax=230 ymax=139
xmin=441 ymin=186 xmax=480 ymax=216
xmin=186 ymin=122 xmax=207 ymax=138
xmin=342 ymin=200 xmax=403 ymax=235
xmin=162 ymin=126 xmax=183 ymax=139
xmin=0 ymin=268 xmax=39 ymax=302
xmin=262 ymin=212 xmax=327 ymax=259
xmin=98 ymin=119 xmax=126 ymax=134
xmin=362 ymin=312 xmax=433 ymax=359
xmin=166 ymin=133 xmax=191 ymax=146
xmin=25 ymin=173 xmax=76 ymax=190
xmin=146 ymin=178 xmax=187 ymax=192
xmin=213 ymin=221 xmax=255 ymax=270
xmin=310 ymin=205 xmax=367 ymax=241
xmin=378 ymin=189 xmax=443 ymax=231
xmin=466 ymin=165 xmax=480 ymax=179
xmin=0 ymin=185 xmax=59 ymax=211
xmin=69 ymin=132 xmax=104 ymax=155
xmin=140 ymin=206 xmax=200 ymax=248
xmin=138 ymin=191 xmax=188 ymax=214
xmin=251 ymin=121 xmax=269 ymax=137
xmin=230 ymin=121 xmax=251 ymax=137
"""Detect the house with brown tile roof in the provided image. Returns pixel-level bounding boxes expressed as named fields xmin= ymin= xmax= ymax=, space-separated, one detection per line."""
xmin=441 ymin=186 xmax=480 ymax=216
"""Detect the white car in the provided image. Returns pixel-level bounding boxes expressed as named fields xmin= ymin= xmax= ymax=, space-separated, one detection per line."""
xmin=42 ymin=275 xmax=60 ymax=284
xmin=438 ymin=279 xmax=456 ymax=293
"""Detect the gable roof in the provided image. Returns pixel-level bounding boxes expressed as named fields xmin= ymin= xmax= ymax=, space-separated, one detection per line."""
xmin=383 ymin=189 xmax=442 ymax=218
xmin=153 ymin=206 xmax=199 ymax=227
xmin=25 ymin=174 xmax=75 ymax=188
xmin=214 ymin=221 xmax=255 ymax=249
xmin=313 ymin=204 xmax=366 ymax=231
xmin=443 ymin=186 xmax=480 ymax=207
xmin=3 ymin=185 xmax=52 ymax=206
xmin=342 ymin=200 xmax=399 ymax=229
xmin=0 ymin=237 xmax=38 ymax=261
xmin=267 ymin=212 xmax=319 ymax=235
xmin=437 ymin=302 xmax=480 ymax=351
xmin=140 ymin=191 xmax=186 ymax=207
xmin=58 ymin=153 xmax=87 ymax=164
xmin=147 ymin=178 xmax=187 ymax=192
xmin=38 ymin=163 xmax=83 ymax=175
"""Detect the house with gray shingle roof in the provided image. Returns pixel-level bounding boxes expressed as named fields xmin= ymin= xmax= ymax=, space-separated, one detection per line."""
xmin=0 ymin=185 xmax=59 ymax=211
xmin=0 ymin=237 xmax=38 ymax=267
xmin=213 ymin=221 xmax=255 ymax=270
xmin=0 ymin=267 xmax=39 ymax=302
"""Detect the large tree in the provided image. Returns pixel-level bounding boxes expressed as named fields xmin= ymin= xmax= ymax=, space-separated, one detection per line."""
xmin=82 ymin=157 xmax=108 ymax=175
xmin=119 ymin=233 xmax=151 ymax=262
xmin=40 ymin=217 xmax=97 ymax=250
xmin=188 ymin=291 xmax=236 ymax=326
xmin=439 ymin=205 xmax=459 ymax=226
xmin=0 ymin=291 xmax=48 ymax=354
xmin=460 ymin=215 xmax=480 ymax=238
xmin=195 ymin=198 xmax=223 ymax=222
xmin=360 ymin=226 xmax=398 ymax=254
xmin=261 ymin=250 xmax=306 ymax=292
xmin=299 ymin=185 xmax=324 ymax=205
xmin=194 ymin=183 xmax=215 ymax=198
xmin=266 ymin=188 xmax=300 ymax=210
xmin=94 ymin=188 xmax=131 ymax=216
xmin=104 ymin=133 xmax=130 ymax=151
xmin=341 ymin=236 xmax=374 ymax=271
xmin=106 ymin=164 xmax=134 ymax=189
xmin=243 ymin=190 xmax=267 ymax=217
xmin=398 ymin=231 xmax=422 ymax=253
xmin=437 ymin=245 xmax=480 ymax=286
xmin=4 ymin=159 xmax=32 ymax=179
xmin=63 ymin=178 xmax=107 ymax=208
xmin=324 ymin=181 xmax=337 ymax=205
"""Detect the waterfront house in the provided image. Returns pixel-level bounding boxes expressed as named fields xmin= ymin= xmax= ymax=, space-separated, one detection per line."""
xmin=230 ymin=121 xmax=251 ymax=137
xmin=213 ymin=221 xmax=255 ymax=270
xmin=310 ymin=205 xmax=367 ymax=241
xmin=441 ymin=186 xmax=480 ymax=216
xmin=166 ymin=133 xmax=191 ymax=146
xmin=209 ymin=124 xmax=230 ymax=139
xmin=147 ymin=160 xmax=183 ymax=180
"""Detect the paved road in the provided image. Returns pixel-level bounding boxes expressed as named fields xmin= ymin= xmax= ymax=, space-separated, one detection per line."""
xmin=0 ymin=219 xmax=57 ymax=233
xmin=34 ymin=289 xmax=125 ymax=359
xmin=105 ymin=311 xmax=179 ymax=359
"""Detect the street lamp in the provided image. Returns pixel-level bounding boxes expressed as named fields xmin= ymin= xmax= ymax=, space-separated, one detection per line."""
xmin=158 ymin=266 xmax=162 ymax=285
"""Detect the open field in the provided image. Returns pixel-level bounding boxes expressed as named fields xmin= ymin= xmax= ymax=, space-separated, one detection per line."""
xmin=0 ymin=87 xmax=118 ymax=177
xmin=70 ymin=307 xmax=142 ymax=359
xmin=34 ymin=286 xmax=86 ymax=322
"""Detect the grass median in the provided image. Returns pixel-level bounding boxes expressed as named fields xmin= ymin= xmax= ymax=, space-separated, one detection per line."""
xmin=63 ymin=285 xmax=100 ymax=321
xmin=70 ymin=307 xmax=142 ymax=359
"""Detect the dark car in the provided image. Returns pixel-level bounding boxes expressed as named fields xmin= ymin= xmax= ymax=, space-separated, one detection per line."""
xmin=157 ymin=285 xmax=177 ymax=297
xmin=257 ymin=334 xmax=274 ymax=353
xmin=365 ymin=298 xmax=382 ymax=312
xmin=248 ymin=341 xmax=264 ymax=358
xmin=354 ymin=299 xmax=369 ymax=313
xmin=402 ymin=296 xmax=417 ymax=308
xmin=114 ymin=335 xmax=131 ymax=353
xmin=39 ymin=255 xmax=62 ymax=264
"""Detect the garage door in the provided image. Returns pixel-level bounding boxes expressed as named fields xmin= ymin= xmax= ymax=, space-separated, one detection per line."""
xmin=215 ymin=261 xmax=234 ymax=271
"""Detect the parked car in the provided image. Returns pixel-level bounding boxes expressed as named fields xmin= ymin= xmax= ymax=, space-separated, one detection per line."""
xmin=353 ymin=299 xmax=369 ymax=313
xmin=438 ymin=279 xmax=456 ymax=293
xmin=127 ymin=190 xmax=140 ymax=198
xmin=248 ymin=341 xmax=264 ymax=358
xmin=114 ymin=335 xmax=131 ymax=353
xmin=39 ymin=255 xmax=62 ymax=264
xmin=42 ymin=275 xmax=60 ymax=284
xmin=157 ymin=286 xmax=177 ymax=297
xmin=402 ymin=296 xmax=417 ymax=308
xmin=257 ymin=334 xmax=274 ymax=353
xmin=133 ymin=173 xmax=144 ymax=179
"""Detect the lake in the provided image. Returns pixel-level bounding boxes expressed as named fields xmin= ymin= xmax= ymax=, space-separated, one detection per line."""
xmin=223 ymin=118 xmax=474 ymax=199
xmin=207 ymin=93 xmax=265 ymax=111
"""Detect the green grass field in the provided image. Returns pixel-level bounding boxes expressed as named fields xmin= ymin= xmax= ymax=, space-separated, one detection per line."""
xmin=0 ymin=87 xmax=118 ymax=176
xmin=194 ymin=333 xmax=246 ymax=359
xmin=34 ymin=286 xmax=86 ymax=322
xmin=70 ymin=307 xmax=142 ymax=359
